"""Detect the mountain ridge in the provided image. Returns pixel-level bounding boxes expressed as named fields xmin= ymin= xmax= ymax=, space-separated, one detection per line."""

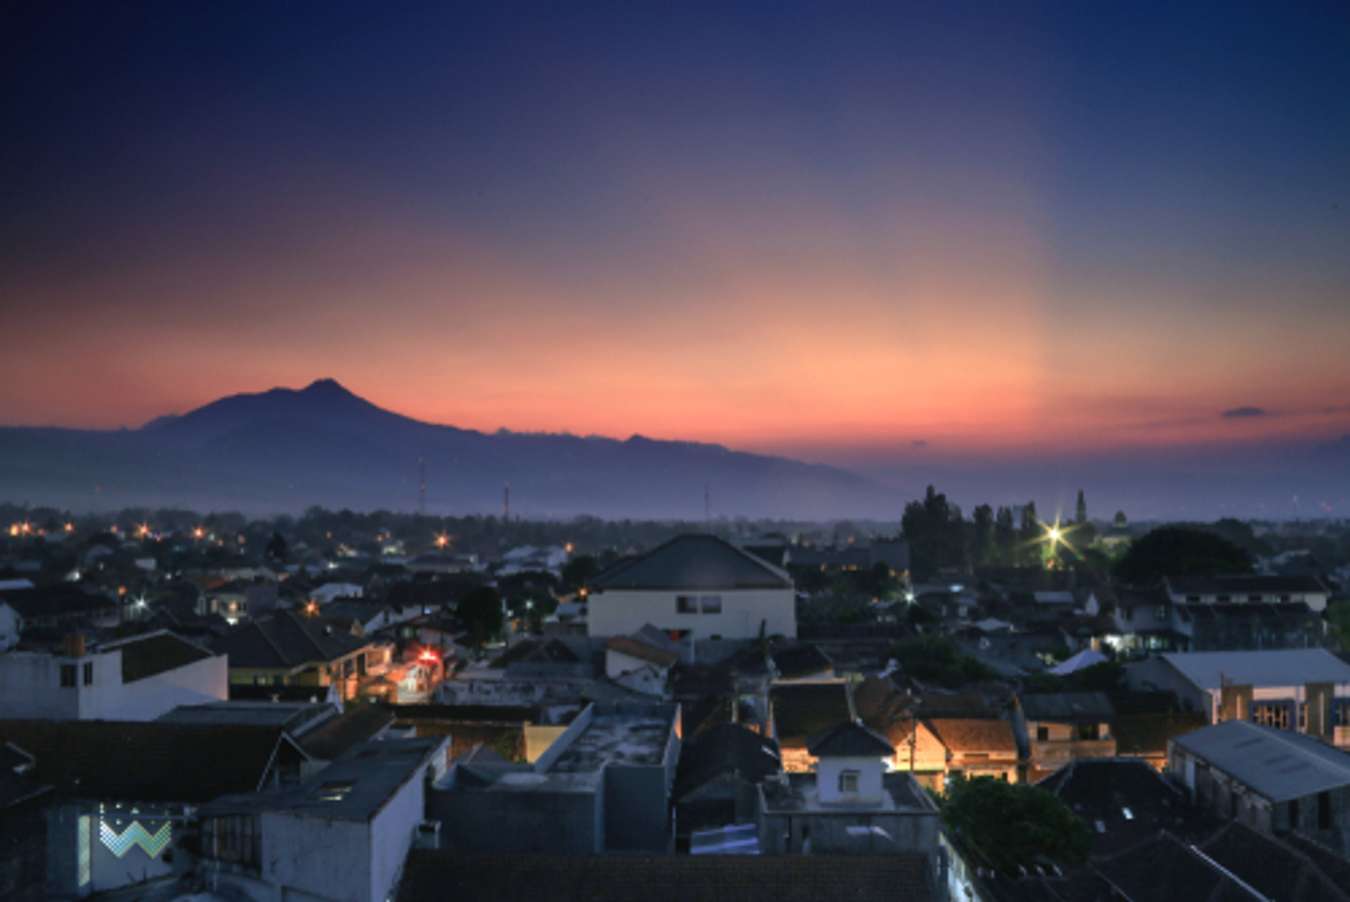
xmin=0 ymin=379 xmax=897 ymax=518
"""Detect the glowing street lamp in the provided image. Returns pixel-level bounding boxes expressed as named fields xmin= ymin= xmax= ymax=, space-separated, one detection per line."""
xmin=434 ymin=532 xmax=450 ymax=550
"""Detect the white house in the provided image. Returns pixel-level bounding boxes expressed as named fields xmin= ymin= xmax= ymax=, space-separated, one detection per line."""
xmin=0 ymin=630 xmax=228 ymax=721
xmin=1164 ymin=575 xmax=1331 ymax=613
xmin=1126 ymin=649 xmax=1350 ymax=750
xmin=587 ymin=535 xmax=796 ymax=640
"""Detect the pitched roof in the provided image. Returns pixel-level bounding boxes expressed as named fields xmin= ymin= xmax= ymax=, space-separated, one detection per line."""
xmin=1020 ymin=692 xmax=1114 ymax=723
xmin=397 ymin=851 xmax=939 ymax=902
xmin=592 ymin=534 xmax=792 ymax=591
xmin=1093 ymin=831 xmax=1264 ymax=902
xmin=1172 ymin=720 xmax=1350 ymax=802
xmin=606 ymin=636 xmax=679 ymax=669
xmin=771 ymin=643 xmax=833 ymax=679
xmin=299 ymin=702 xmax=396 ymax=760
xmin=0 ymin=719 xmax=303 ymax=803
xmin=104 ymin=630 xmax=216 ymax=682
xmin=674 ymin=722 xmax=781 ymax=801
xmin=1160 ymin=649 xmax=1350 ymax=690
xmin=808 ymin=720 xmax=894 ymax=758
xmin=925 ymin=718 xmax=1017 ymax=754
xmin=1197 ymin=821 xmax=1350 ymax=902
xmin=211 ymin=610 xmax=371 ymax=670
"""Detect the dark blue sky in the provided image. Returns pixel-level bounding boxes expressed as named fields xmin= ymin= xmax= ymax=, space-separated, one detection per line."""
xmin=3 ymin=1 xmax=1349 ymax=517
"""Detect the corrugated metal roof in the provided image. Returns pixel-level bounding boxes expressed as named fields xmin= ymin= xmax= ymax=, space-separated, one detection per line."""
xmin=1172 ymin=720 xmax=1350 ymax=802
xmin=1161 ymin=649 xmax=1350 ymax=690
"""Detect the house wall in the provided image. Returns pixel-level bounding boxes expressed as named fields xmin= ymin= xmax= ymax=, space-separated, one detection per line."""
xmin=368 ymin=764 xmax=427 ymax=902
xmin=817 ymin=756 xmax=884 ymax=804
xmin=0 ymin=650 xmax=223 ymax=721
xmin=429 ymin=783 xmax=603 ymax=854
xmin=261 ymin=813 xmax=370 ymax=902
xmin=100 ymin=654 xmax=229 ymax=720
xmin=46 ymin=802 xmax=181 ymax=899
xmin=587 ymin=588 xmax=796 ymax=640
xmin=0 ymin=602 xmax=20 ymax=651
xmin=758 ymin=807 xmax=939 ymax=856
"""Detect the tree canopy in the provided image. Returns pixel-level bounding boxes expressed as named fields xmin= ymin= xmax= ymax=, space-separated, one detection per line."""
xmin=1114 ymin=525 xmax=1253 ymax=585
xmin=942 ymin=776 xmax=1092 ymax=875
xmin=891 ymin=636 xmax=997 ymax=688
xmin=457 ymin=585 xmax=504 ymax=647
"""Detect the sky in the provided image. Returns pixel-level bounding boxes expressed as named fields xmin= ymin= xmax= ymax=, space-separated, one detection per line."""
xmin=3 ymin=1 xmax=1350 ymax=511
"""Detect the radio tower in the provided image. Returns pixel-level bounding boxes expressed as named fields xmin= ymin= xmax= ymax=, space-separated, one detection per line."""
xmin=417 ymin=458 xmax=427 ymax=515
xmin=503 ymin=482 xmax=511 ymax=521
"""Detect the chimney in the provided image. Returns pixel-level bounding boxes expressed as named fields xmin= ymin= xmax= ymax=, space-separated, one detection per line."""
xmin=63 ymin=633 xmax=86 ymax=658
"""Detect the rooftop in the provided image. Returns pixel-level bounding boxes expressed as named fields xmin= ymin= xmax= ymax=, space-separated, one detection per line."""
xmin=103 ymin=630 xmax=217 ymax=681
xmin=760 ymin=770 xmax=933 ymax=814
xmin=771 ymin=681 xmax=853 ymax=747
xmin=158 ymin=700 xmax=336 ymax=734
xmin=1160 ymin=649 xmax=1350 ymax=690
xmin=1167 ymin=574 xmax=1329 ymax=595
xmin=592 ymin=534 xmax=792 ymax=592
xmin=205 ymin=737 xmax=444 ymax=821
xmin=1172 ymin=720 xmax=1350 ymax=802
xmin=1020 ymin=691 xmax=1114 ymax=723
xmin=397 ymin=849 xmax=939 ymax=902
xmin=548 ymin=710 xmax=673 ymax=772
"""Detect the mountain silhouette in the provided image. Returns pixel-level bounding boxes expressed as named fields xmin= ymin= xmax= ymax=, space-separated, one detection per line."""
xmin=0 ymin=379 xmax=897 ymax=518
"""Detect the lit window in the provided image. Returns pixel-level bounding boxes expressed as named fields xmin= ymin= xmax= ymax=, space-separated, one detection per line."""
xmin=1122 ymin=807 xmax=1134 ymax=820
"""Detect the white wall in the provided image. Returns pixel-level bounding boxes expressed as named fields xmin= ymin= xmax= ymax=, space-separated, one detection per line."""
xmin=263 ymin=813 xmax=369 ymax=902
xmin=0 ymin=648 xmax=227 ymax=721
xmin=369 ymin=763 xmax=428 ymax=902
xmin=0 ymin=603 xmax=20 ymax=651
xmin=816 ymin=756 xmax=884 ymax=804
xmin=588 ymin=588 xmax=796 ymax=640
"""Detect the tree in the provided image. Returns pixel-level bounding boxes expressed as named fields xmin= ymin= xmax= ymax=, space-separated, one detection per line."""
xmin=457 ymin=586 xmax=504 ymax=647
xmin=1114 ymin=526 xmax=1253 ymax=585
xmin=1017 ymin=502 xmax=1041 ymax=566
xmin=1113 ymin=510 xmax=1128 ymax=528
xmin=561 ymin=554 xmax=599 ymax=591
xmin=994 ymin=506 xmax=1016 ymax=565
xmin=265 ymin=531 xmax=288 ymax=564
xmin=891 ymin=636 xmax=997 ymax=688
xmin=902 ymin=485 xmax=967 ymax=579
xmin=1075 ymin=490 xmax=1087 ymax=525
xmin=972 ymin=504 xmax=994 ymax=566
xmin=942 ymin=776 xmax=1092 ymax=875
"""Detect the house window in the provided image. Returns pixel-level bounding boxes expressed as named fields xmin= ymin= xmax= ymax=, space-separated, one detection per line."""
xmin=318 ymin=781 xmax=354 ymax=802
xmin=1217 ymin=595 xmax=1231 ymax=603
xmin=1298 ymin=703 xmax=1307 ymax=732
xmin=1078 ymin=723 xmax=1100 ymax=741
xmin=1036 ymin=725 xmax=1049 ymax=742
xmin=60 ymin=664 xmax=76 ymax=688
xmin=838 ymin=769 xmax=860 ymax=793
xmin=1155 ymin=606 xmax=1168 ymax=621
xmin=1186 ymin=595 xmax=1201 ymax=603
xmin=676 ymin=595 xmax=698 ymax=614
xmin=83 ymin=662 xmax=94 ymax=685
xmin=1335 ymin=700 xmax=1350 ymax=728
xmin=1248 ymin=595 xmax=1262 ymax=603
xmin=700 ymin=595 xmax=723 ymax=614
xmin=1252 ymin=702 xmax=1291 ymax=730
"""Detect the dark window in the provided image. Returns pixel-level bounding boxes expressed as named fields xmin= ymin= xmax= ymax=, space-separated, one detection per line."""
xmin=1217 ymin=595 xmax=1231 ymax=603
xmin=82 ymin=662 xmax=94 ymax=685
xmin=1290 ymin=798 xmax=1300 ymax=827
xmin=1248 ymin=594 xmax=1262 ymax=603
xmin=60 ymin=664 xmax=77 ymax=688
xmin=1078 ymin=722 xmax=1100 ymax=741
xmin=838 ymin=769 xmax=860 ymax=793
xmin=1036 ymin=725 xmax=1049 ymax=742
xmin=676 ymin=595 xmax=697 ymax=614
xmin=1186 ymin=595 xmax=1201 ymax=603
xmin=700 ymin=595 xmax=723 ymax=614
xmin=1318 ymin=792 xmax=1332 ymax=830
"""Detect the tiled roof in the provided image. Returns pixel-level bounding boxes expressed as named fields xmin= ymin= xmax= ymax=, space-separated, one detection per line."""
xmin=674 ymin=722 xmax=781 ymax=801
xmin=1020 ymin=692 xmax=1114 ymax=723
xmin=808 ymin=720 xmax=893 ymax=758
xmin=211 ymin=610 xmax=371 ymax=670
xmin=606 ymin=636 xmax=679 ymax=669
xmin=397 ymin=851 xmax=938 ymax=902
xmin=592 ymin=534 xmax=792 ymax=591
xmin=925 ymin=717 xmax=1017 ymax=754
xmin=0 ymin=719 xmax=302 ymax=803
xmin=105 ymin=630 xmax=215 ymax=682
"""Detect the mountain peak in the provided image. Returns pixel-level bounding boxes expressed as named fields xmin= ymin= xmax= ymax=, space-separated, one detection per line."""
xmin=300 ymin=377 xmax=352 ymax=396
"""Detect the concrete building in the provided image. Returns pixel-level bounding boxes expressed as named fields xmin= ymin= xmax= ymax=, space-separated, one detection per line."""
xmin=1126 ymin=649 xmax=1350 ymax=750
xmin=588 ymin=535 xmax=796 ymax=640
xmin=1165 ymin=575 xmax=1331 ymax=613
xmin=430 ymin=702 xmax=680 ymax=854
xmin=1170 ymin=720 xmax=1350 ymax=856
xmin=756 ymin=720 xmax=941 ymax=863
xmin=0 ymin=631 xmax=227 ymax=721
xmin=0 ymin=719 xmax=308 ymax=899
xmin=1017 ymin=692 xmax=1116 ymax=781
xmin=198 ymin=737 xmax=448 ymax=902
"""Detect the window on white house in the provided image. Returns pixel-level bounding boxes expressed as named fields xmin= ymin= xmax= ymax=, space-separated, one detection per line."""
xmin=60 ymin=664 xmax=76 ymax=688
xmin=676 ymin=595 xmax=697 ymax=614
xmin=82 ymin=662 xmax=94 ymax=685
xmin=838 ymin=770 xmax=860 ymax=793
xmin=700 ymin=595 xmax=723 ymax=614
